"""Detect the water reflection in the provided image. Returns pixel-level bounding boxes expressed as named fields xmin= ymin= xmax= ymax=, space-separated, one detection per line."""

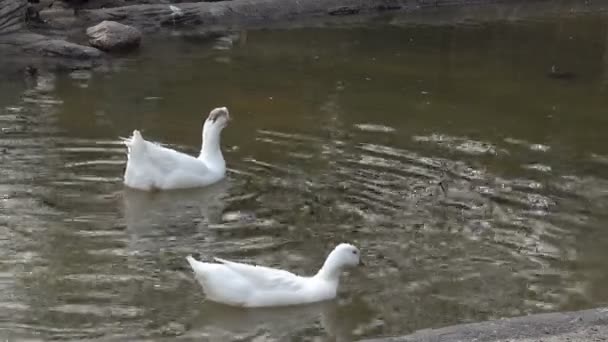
xmin=123 ymin=182 xmax=230 ymax=232
xmin=185 ymin=300 xmax=366 ymax=341
xmin=123 ymin=182 xmax=230 ymax=256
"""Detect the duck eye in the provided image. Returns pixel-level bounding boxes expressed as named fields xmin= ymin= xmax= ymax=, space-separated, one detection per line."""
xmin=352 ymin=250 xmax=357 ymax=255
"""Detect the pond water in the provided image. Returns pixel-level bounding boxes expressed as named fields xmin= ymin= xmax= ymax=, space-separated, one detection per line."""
xmin=1 ymin=10 xmax=608 ymax=341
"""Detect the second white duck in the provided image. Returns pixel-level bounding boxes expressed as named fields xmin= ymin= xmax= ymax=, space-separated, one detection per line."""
xmin=186 ymin=243 xmax=363 ymax=308
xmin=123 ymin=107 xmax=230 ymax=191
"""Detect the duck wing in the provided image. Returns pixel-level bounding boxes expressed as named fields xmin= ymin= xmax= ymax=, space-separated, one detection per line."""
xmin=143 ymin=140 xmax=205 ymax=174
xmin=214 ymin=257 xmax=304 ymax=292
xmin=125 ymin=130 xmax=208 ymax=175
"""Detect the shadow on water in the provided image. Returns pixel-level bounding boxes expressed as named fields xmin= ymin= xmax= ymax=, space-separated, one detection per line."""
xmin=1 ymin=6 xmax=608 ymax=341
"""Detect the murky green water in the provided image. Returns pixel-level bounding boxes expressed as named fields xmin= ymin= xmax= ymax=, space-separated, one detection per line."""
xmin=1 ymin=10 xmax=608 ymax=341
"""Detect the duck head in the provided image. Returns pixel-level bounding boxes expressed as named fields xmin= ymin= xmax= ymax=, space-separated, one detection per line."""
xmin=202 ymin=106 xmax=230 ymax=142
xmin=205 ymin=107 xmax=230 ymax=130
xmin=200 ymin=107 xmax=230 ymax=167
xmin=316 ymin=243 xmax=362 ymax=281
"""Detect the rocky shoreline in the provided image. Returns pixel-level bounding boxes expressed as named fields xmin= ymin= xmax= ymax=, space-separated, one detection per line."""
xmin=1 ymin=0 xmax=606 ymax=72
xmin=2 ymin=0 xmax=412 ymax=69
xmin=360 ymin=307 xmax=608 ymax=342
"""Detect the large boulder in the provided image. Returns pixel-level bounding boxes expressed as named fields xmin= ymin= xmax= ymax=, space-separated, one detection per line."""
xmin=86 ymin=20 xmax=141 ymax=51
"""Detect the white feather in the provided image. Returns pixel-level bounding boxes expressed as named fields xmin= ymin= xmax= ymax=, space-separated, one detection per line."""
xmin=186 ymin=243 xmax=362 ymax=307
xmin=122 ymin=107 xmax=229 ymax=191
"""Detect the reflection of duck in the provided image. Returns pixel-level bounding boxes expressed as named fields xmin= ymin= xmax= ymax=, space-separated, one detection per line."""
xmin=123 ymin=181 xmax=229 ymax=234
xmin=123 ymin=107 xmax=230 ymax=191
xmin=122 ymin=182 xmax=229 ymax=260
xmin=186 ymin=243 xmax=363 ymax=308
xmin=188 ymin=296 xmax=369 ymax=341
xmin=193 ymin=301 xmax=341 ymax=338
xmin=548 ymin=65 xmax=576 ymax=80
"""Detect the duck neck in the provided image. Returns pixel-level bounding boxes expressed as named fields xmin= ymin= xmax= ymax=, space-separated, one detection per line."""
xmin=199 ymin=125 xmax=225 ymax=171
xmin=314 ymin=251 xmax=343 ymax=284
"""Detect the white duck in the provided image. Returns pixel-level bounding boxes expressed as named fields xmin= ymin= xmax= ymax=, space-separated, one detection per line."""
xmin=123 ymin=107 xmax=230 ymax=191
xmin=186 ymin=243 xmax=363 ymax=308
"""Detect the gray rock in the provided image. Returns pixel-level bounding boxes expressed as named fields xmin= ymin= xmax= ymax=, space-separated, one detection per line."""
xmin=0 ymin=32 xmax=102 ymax=58
xmin=360 ymin=307 xmax=608 ymax=342
xmin=0 ymin=32 xmax=103 ymax=60
xmin=86 ymin=20 xmax=141 ymax=51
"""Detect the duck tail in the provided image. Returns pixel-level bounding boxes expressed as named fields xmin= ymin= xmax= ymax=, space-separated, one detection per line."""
xmin=186 ymin=255 xmax=198 ymax=269
xmin=122 ymin=130 xmax=146 ymax=154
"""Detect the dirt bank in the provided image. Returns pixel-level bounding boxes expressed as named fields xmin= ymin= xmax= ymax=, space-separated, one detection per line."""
xmin=360 ymin=307 xmax=608 ymax=342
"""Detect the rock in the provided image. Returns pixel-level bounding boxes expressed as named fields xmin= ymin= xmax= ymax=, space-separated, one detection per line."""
xmin=0 ymin=31 xmax=103 ymax=73
xmin=86 ymin=20 xmax=141 ymax=51
xmin=1 ymin=32 xmax=102 ymax=58
xmin=360 ymin=307 xmax=608 ymax=342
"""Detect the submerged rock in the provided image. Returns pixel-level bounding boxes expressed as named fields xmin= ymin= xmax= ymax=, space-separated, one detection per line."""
xmin=86 ymin=20 xmax=141 ymax=51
